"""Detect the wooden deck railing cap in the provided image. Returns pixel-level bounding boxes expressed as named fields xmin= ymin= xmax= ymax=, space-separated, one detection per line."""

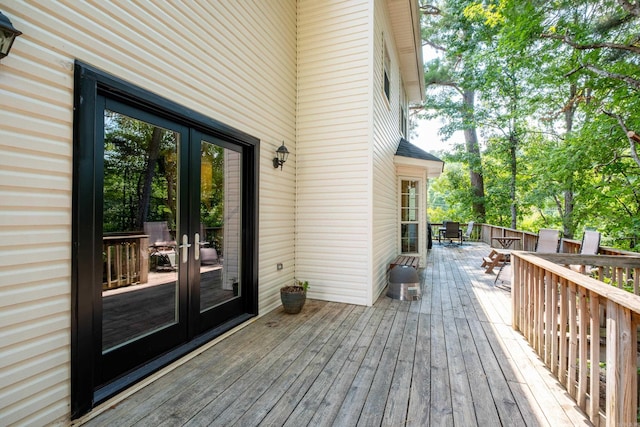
xmin=512 ymin=250 xmax=640 ymax=313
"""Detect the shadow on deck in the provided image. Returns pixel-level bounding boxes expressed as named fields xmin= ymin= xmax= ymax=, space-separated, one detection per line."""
xmin=81 ymin=243 xmax=590 ymax=426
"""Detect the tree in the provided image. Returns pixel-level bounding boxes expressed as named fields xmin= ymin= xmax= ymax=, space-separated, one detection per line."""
xmin=423 ymin=0 xmax=640 ymax=248
xmin=420 ymin=0 xmax=487 ymax=222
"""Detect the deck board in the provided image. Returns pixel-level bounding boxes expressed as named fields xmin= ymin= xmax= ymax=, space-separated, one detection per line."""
xmin=82 ymin=243 xmax=591 ymax=427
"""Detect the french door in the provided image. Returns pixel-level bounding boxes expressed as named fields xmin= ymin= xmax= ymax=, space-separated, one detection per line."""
xmin=72 ymin=62 xmax=258 ymax=417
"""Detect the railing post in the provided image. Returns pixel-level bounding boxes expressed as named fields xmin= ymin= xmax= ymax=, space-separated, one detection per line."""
xmin=606 ymin=301 xmax=636 ymax=426
xmin=512 ymin=254 xmax=520 ymax=331
xmin=588 ymin=292 xmax=600 ymax=424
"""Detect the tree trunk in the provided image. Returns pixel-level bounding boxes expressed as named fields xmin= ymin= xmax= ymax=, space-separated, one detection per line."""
xmin=509 ymin=135 xmax=517 ymax=230
xmin=562 ymin=189 xmax=574 ymax=239
xmin=562 ymin=83 xmax=577 ymax=239
xmin=462 ymin=90 xmax=486 ymax=222
xmin=137 ymin=127 xmax=163 ymax=228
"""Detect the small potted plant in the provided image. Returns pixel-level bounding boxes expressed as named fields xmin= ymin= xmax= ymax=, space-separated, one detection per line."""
xmin=280 ymin=279 xmax=309 ymax=314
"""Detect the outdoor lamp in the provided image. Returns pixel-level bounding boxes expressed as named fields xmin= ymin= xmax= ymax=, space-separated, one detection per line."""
xmin=0 ymin=11 xmax=22 ymax=60
xmin=273 ymin=141 xmax=289 ymax=170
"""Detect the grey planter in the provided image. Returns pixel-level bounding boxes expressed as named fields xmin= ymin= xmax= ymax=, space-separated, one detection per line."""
xmin=280 ymin=286 xmax=306 ymax=314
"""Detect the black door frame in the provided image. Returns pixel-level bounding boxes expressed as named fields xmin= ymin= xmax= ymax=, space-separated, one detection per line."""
xmin=71 ymin=61 xmax=259 ymax=418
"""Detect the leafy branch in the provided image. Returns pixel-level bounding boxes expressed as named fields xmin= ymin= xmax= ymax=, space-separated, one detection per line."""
xmin=602 ymin=110 xmax=640 ymax=169
xmin=540 ymin=33 xmax=640 ymax=55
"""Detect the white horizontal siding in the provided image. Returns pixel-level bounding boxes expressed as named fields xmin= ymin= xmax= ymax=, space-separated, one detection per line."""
xmin=372 ymin=0 xmax=411 ymax=300
xmin=0 ymin=0 xmax=296 ymax=424
xmin=296 ymin=0 xmax=372 ymax=305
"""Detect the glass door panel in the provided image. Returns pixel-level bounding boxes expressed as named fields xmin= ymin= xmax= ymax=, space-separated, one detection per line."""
xmin=101 ymin=110 xmax=179 ymax=352
xmin=198 ymin=140 xmax=242 ymax=313
xmin=400 ymin=180 xmax=419 ymax=253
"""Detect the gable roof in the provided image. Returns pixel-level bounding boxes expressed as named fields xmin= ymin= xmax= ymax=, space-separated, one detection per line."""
xmin=394 ymin=138 xmax=444 ymax=177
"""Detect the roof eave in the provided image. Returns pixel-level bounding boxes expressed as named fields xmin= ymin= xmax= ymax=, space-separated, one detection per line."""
xmin=394 ymin=156 xmax=444 ymax=178
xmin=387 ymin=0 xmax=425 ymax=103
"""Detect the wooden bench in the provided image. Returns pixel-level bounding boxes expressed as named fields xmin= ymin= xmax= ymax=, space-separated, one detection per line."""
xmin=389 ymin=255 xmax=420 ymax=271
xmin=482 ymin=249 xmax=512 ymax=274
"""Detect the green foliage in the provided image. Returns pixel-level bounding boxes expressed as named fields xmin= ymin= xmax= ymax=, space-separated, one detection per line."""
xmin=422 ymin=0 xmax=640 ymax=249
xmin=102 ymin=111 xmax=227 ymax=241
xmin=428 ymin=160 xmax=473 ymax=222
xmin=103 ymin=111 xmax=178 ymax=233
xmin=293 ymin=279 xmax=309 ymax=292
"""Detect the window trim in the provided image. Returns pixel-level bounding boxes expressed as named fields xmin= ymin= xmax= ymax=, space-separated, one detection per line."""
xmin=399 ymin=178 xmax=421 ymax=254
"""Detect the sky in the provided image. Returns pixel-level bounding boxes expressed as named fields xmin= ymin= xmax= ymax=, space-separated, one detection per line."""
xmin=408 ymin=46 xmax=460 ymax=156
xmin=411 ymin=117 xmax=459 ymax=155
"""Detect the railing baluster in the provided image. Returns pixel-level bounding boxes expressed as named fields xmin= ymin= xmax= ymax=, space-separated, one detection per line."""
xmin=545 ymin=270 xmax=553 ymax=366
xmin=526 ymin=260 xmax=533 ymax=341
xmin=522 ymin=262 xmax=533 ymax=343
xmin=578 ymin=286 xmax=588 ymax=408
xmin=106 ymin=244 xmax=113 ymax=288
xmin=616 ymin=267 xmax=624 ymax=289
xmin=568 ymin=282 xmax=578 ymax=398
xmin=537 ymin=266 xmax=545 ymax=354
xmin=512 ymin=255 xmax=521 ymax=330
xmin=589 ymin=291 xmax=600 ymax=424
xmin=558 ymin=277 xmax=569 ymax=385
xmin=550 ymin=273 xmax=559 ymax=376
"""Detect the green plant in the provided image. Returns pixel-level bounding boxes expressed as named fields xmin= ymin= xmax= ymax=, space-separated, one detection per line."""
xmin=294 ymin=279 xmax=309 ymax=292
xmin=281 ymin=279 xmax=310 ymax=293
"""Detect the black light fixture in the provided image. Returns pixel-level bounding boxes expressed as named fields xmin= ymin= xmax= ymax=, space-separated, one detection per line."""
xmin=0 ymin=11 xmax=22 ymax=61
xmin=273 ymin=141 xmax=289 ymax=170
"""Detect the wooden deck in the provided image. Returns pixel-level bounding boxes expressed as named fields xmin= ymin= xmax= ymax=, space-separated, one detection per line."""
xmin=82 ymin=243 xmax=590 ymax=426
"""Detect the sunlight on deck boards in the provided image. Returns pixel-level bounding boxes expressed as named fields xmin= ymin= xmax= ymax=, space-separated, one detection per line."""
xmin=82 ymin=243 xmax=590 ymax=427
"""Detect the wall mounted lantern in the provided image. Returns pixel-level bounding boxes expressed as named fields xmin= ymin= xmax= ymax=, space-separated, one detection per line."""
xmin=273 ymin=141 xmax=289 ymax=170
xmin=0 ymin=12 xmax=22 ymax=61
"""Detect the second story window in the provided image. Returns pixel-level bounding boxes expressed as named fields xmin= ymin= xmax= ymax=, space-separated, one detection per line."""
xmin=383 ymin=40 xmax=391 ymax=102
xmin=400 ymin=84 xmax=407 ymax=137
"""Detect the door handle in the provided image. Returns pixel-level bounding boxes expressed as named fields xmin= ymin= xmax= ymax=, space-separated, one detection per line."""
xmin=179 ymin=234 xmax=191 ymax=264
xmin=194 ymin=233 xmax=200 ymax=261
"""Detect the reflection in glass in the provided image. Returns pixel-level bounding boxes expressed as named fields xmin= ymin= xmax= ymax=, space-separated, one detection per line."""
xmin=199 ymin=141 xmax=241 ymax=312
xmin=401 ymin=224 xmax=419 ymax=253
xmin=101 ymin=110 xmax=179 ymax=352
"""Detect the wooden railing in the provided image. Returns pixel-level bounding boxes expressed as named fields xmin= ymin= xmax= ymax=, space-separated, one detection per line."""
xmin=103 ymin=234 xmax=149 ymax=290
xmin=511 ymin=251 xmax=640 ymax=426
xmin=430 ymin=222 xmax=481 ymax=242
xmin=479 ymin=223 xmax=538 ymax=250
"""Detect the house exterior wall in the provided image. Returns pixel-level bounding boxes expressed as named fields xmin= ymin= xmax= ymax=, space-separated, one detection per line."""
xmin=371 ymin=0 xmax=406 ymax=302
xmin=0 ymin=0 xmax=424 ymax=423
xmin=296 ymin=0 xmax=373 ymax=305
xmin=0 ymin=1 xmax=297 ymax=424
xmin=296 ymin=0 xmax=415 ymax=306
